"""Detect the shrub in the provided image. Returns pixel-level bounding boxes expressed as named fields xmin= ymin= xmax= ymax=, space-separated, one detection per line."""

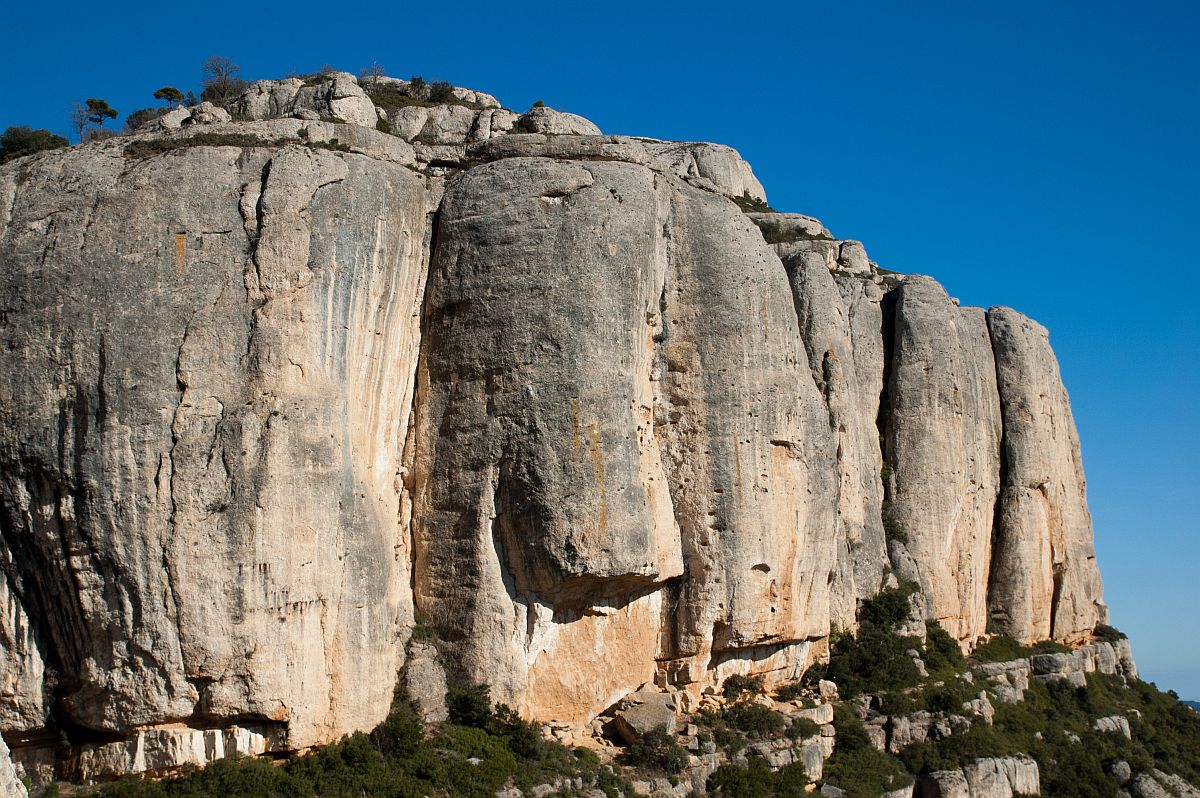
xmin=532 ymin=99 xmax=546 ymax=108
xmin=860 ymin=582 xmax=918 ymax=630
xmin=881 ymin=505 xmax=909 ymax=545
xmin=753 ymin=217 xmax=832 ymax=245
xmin=0 ymin=126 xmax=69 ymax=164
xmin=787 ymin=717 xmax=821 ymax=740
xmin=123 ymin=133 xmax=283 ymax=158
xmin=971 ymin=634 xmax=1031 ymax=662
xmin=923 ymin=621 xmax=966 ymax=676
xmin=823 ymin=705 xmax=913 ymax=797
xmin=124 ymin=107 xmax=166 ymax=132
xmin=773 ymin=681 xmax=806 ymax=702
xmin=1094 ymin=624 xmax=1128 ymax=643
xmin=733 ymin=192 xmax=775 ymax=213
xmin=707 ymin=757 xmax=808 ymax=796
xmin=428 ymin=81 xmax=457 ymax=103
xmin=1032 ymin=639 xmax=1071 ymax=654
xmin=823 ymin=620 xmax=923 ymax=699
xmin=722 ymin=702 xmax=787 ymax=738
xmin=723 ymin=673 xmax=766 ymax=698
xmin=625 ymin=725 xmax=687 ymax=774
xmin=447 ymin=682 xmax=493 ymax=728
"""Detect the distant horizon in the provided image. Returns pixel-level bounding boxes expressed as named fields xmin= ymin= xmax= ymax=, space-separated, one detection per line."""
xmin=2 ymin=0 xmax=1196 ymax=698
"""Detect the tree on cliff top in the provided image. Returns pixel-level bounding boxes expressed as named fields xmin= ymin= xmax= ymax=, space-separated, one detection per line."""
xmin=0 ymin=126 xmax=68 ymax=164
xmin=200 ymin=55 xmax=246 ymax=104
xmin=153 ymin=86 xmax=184 ymax=108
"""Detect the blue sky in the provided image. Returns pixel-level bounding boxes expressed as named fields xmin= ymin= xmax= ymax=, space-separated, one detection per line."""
xmin=2 ymin=1 xmax=1197 ymax=695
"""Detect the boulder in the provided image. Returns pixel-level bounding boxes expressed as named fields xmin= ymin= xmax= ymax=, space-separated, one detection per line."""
xmin=643 ymin=140 xmax=767 ymax=201
xmin=517 ymin=105 xmax=602 ymax=135
xmin=611 ymin=692 xmax=678 ymax=744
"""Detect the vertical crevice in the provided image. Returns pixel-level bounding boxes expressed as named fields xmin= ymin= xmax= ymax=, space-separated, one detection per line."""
xmin=876 ymin=287 xmax=900 ymax=575
xmin=983 ymin=307 xmax=1013 ymax=638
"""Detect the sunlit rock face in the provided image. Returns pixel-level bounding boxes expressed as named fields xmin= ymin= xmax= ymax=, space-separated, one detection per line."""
xmin=0 ymin=86 xmax=1108 ymax=781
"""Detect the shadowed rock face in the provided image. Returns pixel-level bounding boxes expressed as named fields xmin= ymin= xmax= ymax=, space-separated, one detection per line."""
xmin=0 ymin=94 xmax=1110 ymax=781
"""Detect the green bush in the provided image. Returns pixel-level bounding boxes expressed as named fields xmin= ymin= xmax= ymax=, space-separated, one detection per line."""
xmin=881 ymin=505 xmax=909 ymax=545
xmin=1032 ymin=640 xmax=1072 ymax=655
xmin=0 ymin=126 xmax=69 ymax=164
xmin=724 ymin=673 xmax=766 ymax=698
xmin=1094 ymin=624 xmax=1128 ymax=643
xmin=707 ymin=757 xmax=808 ymax=796
xmin=773 ymin=681 xmax=806 ymax=702
xmin=447 ymin=682 xmax=493 ymax=728
xmin=822 ymin=705 xmax=913 ymax=797
xmin=787 ymin=717 xmax=821 ymax=740
xmin=859 ymin=582 xmax=917 ymax=630
xmin=124 ymin=107 xmax=166 ymax=132
xmin=625 ymin=725 xmax=687 ymax=774
xmin=753 ymin=217 xmax=833 ymax=245
xmin=923 ymin=621 xmax=966 ymax=676
xmin=722 ymin=702 xmax=787 ymax=738
xmin=971 ymin=635 xmax=1032 ymax=662
xmin=428 ymin=81 xmax=457 ymax=103
xmin=733 ymin=192 xmax=775 ymax=213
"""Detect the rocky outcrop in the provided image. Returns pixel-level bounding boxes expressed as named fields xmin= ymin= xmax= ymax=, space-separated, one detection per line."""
xmin=0 ymin=737 xmax=26 ymax=798
xmin=987 ymin=307 xmax=1106 ymax=644
xmin=516 ymin=106 xmax=602 ymax=136
xmin=918 ymin=756 xmax=1040 ymax=797
xmin=231 ymin=72 xmax=379 ymax=127
xmin=0 ymin=132 xmax=431 ymax=779
xmin=885 ymin=276 xmax=1002 ymax=641
xmin=784 ymin=246 xmax=888 ymax=629
xmin=642 ymin=140 xmax=767 ymax=201
xmin=0 ymin=76 xmax=1115 ymax=782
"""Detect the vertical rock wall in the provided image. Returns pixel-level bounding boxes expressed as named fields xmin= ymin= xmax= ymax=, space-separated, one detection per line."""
xmin=0 ymin=122 xmax=1109 ymax=780
xmin=0 ymin=134 xmax=431 ymax=778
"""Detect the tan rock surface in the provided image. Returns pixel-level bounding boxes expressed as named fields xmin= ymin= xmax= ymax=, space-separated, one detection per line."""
xmin=988 ymin=306 xmax=1106 ymax=643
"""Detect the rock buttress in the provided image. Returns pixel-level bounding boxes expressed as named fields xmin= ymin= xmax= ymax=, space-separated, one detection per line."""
xmin=0 ymin=136 xmax=430 ymax=774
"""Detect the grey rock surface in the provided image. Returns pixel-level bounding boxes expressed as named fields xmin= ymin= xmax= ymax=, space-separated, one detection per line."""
xmin=0 ymin=79 xmax=1116 ymax=778
xmin=988 ymin=306 xmax=1106 ymax=643
xmin=405 ymin=641 xmax=449 ymax=723
xmin=0 ymin=737 xmax=26 ymax=798
xmin=886 ymin=276 xmax=1002 ymax=641
xmin=0 ymin=134 xmax=431 ymax=775
xmin=517 ymin=106 xmax=602 ymax=136
xmin=642 ymin=140 xmax=767 ymax=201
xmin=785 ymin=248 xmax=887 ymax=629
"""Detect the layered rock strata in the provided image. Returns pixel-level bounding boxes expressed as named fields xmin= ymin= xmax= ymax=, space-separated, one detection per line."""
xmin=0 ymin=74 xmax=1110 ymax=782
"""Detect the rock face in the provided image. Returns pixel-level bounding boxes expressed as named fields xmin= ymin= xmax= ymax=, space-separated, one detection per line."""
xmin=885 ymin=276 xmax=1003 ymax=642
xmin=1 ymin=133 xmax=430 ymax=779
xmin=918 ymin=755 xmax=1040 ymax=798
xmin=0 ymin=737 xmax=27 ymax=798
xmin=0 ymin=78 xmax=1113 ymax=782
xmin=987 ymin=307 xmax=1106 ymax=643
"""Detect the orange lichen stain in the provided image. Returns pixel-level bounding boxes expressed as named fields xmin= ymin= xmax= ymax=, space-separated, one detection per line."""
xmin=174 ymin=233 xmax=186 ymax=274
xmin=571 ymin=398 xmax=582 ymax=459
xmin=587 ymin=421 xmax=608 ymax=537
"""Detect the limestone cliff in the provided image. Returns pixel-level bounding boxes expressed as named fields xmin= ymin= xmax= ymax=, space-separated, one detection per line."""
xmin=0 ymin=71 xmax=1109 ymax=783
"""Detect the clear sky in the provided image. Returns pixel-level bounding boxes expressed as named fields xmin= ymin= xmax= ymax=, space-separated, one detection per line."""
xmin=2 ymin=1 xmax=1196 ymax=695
